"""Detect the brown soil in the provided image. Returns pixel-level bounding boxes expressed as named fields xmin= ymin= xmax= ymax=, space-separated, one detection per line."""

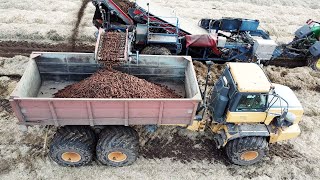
xmin=267 ymin=58 xmax=308 ymax=68
xmin=97 ymin=32 xmax=126 ymax=67
xmin=0 ymin=40 xmax=95 ymax=58
xmin=56 ymin=29 xmax=180 ymax=99
xmin=138 ymin=127 xmax=305 ymax=165
xmin=139 ymin=129 xmax=229 ymax=164
xmin=112 ymin=0 xmax=135 ymax=14
xmin=54 ymin=68 xmax=181 ymax=98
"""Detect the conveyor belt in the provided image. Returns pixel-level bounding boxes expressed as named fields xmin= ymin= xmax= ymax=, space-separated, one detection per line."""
xmin=135 ymin=0 xmax=207 ymax=35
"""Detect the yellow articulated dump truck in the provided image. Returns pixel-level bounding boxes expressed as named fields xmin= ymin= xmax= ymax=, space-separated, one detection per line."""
xmin=10 ymin=52 xmax=303 ymax=167
xmin=201 ymin=62 xmax=303 ymax=165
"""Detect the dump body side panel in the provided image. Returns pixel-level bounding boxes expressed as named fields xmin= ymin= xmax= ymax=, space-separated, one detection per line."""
xmin=10 ymin=52 xmax=201 ymax=126
xmin=13 ymin=99 xmax=198 ymax=126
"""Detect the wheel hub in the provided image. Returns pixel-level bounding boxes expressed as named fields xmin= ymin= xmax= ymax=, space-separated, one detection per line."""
xmin=61 ymin=152 xmax=81 ymax=163
xmin=108 ymin=151 xmax=127 ymax=162
xmin=240 ymin=151 xmax=259 ymax=161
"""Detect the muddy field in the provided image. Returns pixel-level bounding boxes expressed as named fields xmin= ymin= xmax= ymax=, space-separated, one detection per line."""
xmin=0 ymin=0 xmax=320 ymax=179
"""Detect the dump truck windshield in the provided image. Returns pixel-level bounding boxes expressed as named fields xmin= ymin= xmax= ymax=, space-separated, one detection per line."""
xmin=236 ymin=94 xmax=267 ymax=112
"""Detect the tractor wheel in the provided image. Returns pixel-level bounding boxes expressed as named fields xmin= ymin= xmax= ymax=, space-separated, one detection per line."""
xmin=225 ymin=136 xmax=268 ymax=166
xmin=96 ymin=126 xmax=139 ymax=167
xmin=307 ymin=56 xmax=320 ymax=71
xmin=49 ymin=126 xmax=96 ymax=167
xmin=141 ymin=46 xmax=172 ymax=55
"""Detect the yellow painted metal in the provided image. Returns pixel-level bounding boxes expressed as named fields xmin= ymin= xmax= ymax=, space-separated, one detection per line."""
xmin=264 ymin=108 xmax=304 ymax=125
xmin=240 ymin=151 xmax=259 ymax=161
xmin=269 ymin=124 xmax=301 ymax=143
xmin=108 ymin=152 xmax=127 ymax=162
xmin=226 ymin=110 xmax=267 ymax=123
xmin=61 ymin=152 xmax=81 ymax=163
xmin=228 ymin=63 xmax=271 ymax=93
xmin=187 ymin=120 xmax=206 ymax=131
xmin=210 ymin=124 xmax=223 ymax=133
xmin=316 ymin=58 xmax=320 ymax=70
xmin=209 ymin=124 xmax=230 ymax=146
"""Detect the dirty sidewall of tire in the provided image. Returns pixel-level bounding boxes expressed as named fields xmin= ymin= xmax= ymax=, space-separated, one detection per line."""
xmin=50 ymin=144 xmax=93 ymax=167
xmin=49 ymin=126 xmax=97 ymax=167
xmin=96 ymin=126 xmax=139 ymax=167
xmin=225 ymin=137 xmax=268 ymax=166
xmin=98 ymin=147 xmax=138 ymax=167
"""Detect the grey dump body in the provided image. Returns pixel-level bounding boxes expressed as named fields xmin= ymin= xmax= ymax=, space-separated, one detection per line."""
xmin=10 ymin=52 xmax=201 ymax=127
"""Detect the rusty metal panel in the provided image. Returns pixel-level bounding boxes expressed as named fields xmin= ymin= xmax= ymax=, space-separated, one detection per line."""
xmin=18 ymin=100 xmax=52 ymax=121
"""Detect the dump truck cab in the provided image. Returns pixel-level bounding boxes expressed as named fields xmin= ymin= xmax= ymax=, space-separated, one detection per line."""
xmin=206 ymin=62 xmax=303 ymax=165
xmin=209 ymin=63 xmax=273 ymax=123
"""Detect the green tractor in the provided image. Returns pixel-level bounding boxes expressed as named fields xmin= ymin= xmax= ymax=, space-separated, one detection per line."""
xmin=274 ymin=19 xmax=320 ymax=71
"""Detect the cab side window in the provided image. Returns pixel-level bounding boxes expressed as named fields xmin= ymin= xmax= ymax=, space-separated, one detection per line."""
xmin=236 ymin=94 xmax=267 ymax=112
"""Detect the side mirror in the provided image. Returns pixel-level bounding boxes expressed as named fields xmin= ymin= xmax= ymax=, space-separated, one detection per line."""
xmin=274 ymin=109 xmax=296 ymax=127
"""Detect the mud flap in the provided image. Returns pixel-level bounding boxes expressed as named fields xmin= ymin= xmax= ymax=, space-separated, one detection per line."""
xmin=213 ymin=130 xmax=227 ymax=149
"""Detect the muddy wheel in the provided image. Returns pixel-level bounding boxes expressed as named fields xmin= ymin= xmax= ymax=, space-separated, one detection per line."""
xmin=307 ymin=56 xmax=320 ymax=71
xmin=141 ymin=46 xmax=171 ymax=55
xmin=49 ymin=126 xmax=96 ymax=167
xmin=96 ymin=126 xmax=139 ymax=167
xmin=225 ymin=136 xmax=268 ymax=166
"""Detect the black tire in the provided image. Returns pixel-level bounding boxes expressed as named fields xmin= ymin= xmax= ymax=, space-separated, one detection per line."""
xmin=225 ymin=136 xmax=268 ymax=166
xmin=141 ymin=46 xmax=172 ymax=55
xmin=307 ymin=56 xmax=320 ymax=71
xmin=96 ymin=126 xmax=139 ymax=167
xmin=49 ymin=126 xmax=97 ymax=167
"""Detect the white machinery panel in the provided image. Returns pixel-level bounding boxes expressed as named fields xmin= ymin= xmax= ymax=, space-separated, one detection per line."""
xmin=217 ymin=36 xmax=227 ymax=47
xmin=253 ymin=39 xmax=277 ymax=60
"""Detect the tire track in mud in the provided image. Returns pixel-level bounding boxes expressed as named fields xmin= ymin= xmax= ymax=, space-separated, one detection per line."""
xmin=0 ymin=129 xmax=46 ymax=175
xmin=0 ymin=143 xmax=44 ymax=175
xmin=139 ymin=130 xmax=230 ymax=165
xmin=267 ymin=58 xmax=308 ymax=68
xmin=269 ymin=143 xmax=305 ymax=159
xmin=0 ymin=40 xmax=95 ymax=58
xmin=138 ymin=128 xmax=306 ymax=165
xmin=0 ymin=99 xmax=12 ymax=114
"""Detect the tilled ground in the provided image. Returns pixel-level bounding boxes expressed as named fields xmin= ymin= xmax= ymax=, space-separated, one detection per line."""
xmin=54 ymin=68 xmax=181 ymax=98
xmin=0 ymin=0 xmax=320 ymax=178
xmin=1 ymin=54 xmax=320 ymax=180
xmin=0 ymin=99 xmax=11 ymax=114
xmin=0 ymin=40 xmax=95 ymax=57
